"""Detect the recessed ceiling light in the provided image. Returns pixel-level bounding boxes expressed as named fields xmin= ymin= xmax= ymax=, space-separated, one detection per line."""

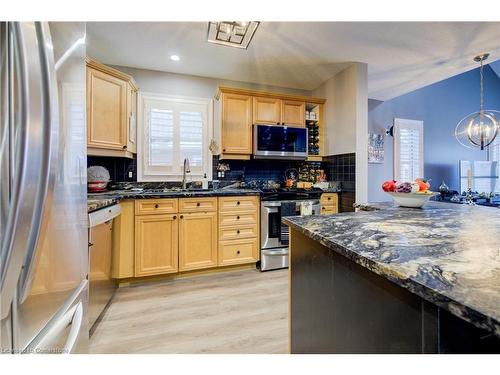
xmin=170 ymin=55 xmax=180 ymax=61
xmin=207 ymin=21 xmax=259 ymax=49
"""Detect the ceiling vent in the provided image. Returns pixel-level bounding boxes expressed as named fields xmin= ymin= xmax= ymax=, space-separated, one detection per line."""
xmin=207 ymin=21 xmax=259 ymax=49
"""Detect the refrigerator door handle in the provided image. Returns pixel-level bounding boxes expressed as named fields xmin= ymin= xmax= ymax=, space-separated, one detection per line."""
xmin=17 ymin=22 xmax=59 ymax=304
xmin=29 ymin=301 xmax=83 ymax=354
xmin=0 ymin=22 xmax=30 ymax=320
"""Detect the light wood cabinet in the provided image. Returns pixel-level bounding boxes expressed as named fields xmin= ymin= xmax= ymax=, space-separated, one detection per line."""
xmin=86 ymin=58 xmax=138 ymax=158
xmin=179 ymin=211 xmax=218 ymax=271
xmin=282 ymin=100 xmax=305 ymax=127
xmin=126 ymin=82 xmax=138 ymax=153
xmin=218 ymin=196 xmax=259 ymax=266
xmin=217 ymin=86 xmax=325 ymax=160
xmin=135 ymin=214 xmax=178 ymax=277
xmin=112 ymin=200 xmax=135 ymax=279
xmin=87 ymin=67 xmax=127 ymax=150
xmin=253 ymin=96 xmax=282 ymax=125
xmin=320 ymin=193 xmax=339 ymax=215
xmin=221 ymin=93 xmax=253 ymax=155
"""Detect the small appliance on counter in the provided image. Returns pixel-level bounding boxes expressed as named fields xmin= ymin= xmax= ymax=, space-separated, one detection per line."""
xmin=87 ymin=165 xmax=111 ymax=192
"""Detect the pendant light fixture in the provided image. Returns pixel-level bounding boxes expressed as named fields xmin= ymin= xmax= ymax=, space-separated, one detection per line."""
xmin=455 ymin=53 xmax=500 ymax=150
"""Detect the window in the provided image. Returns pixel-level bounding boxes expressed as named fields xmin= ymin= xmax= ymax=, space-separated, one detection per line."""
xmin=490 ymin=135 xmax=500 ymax=163
xmin=138 ymin=93 xmax=212 ymax=181
xmin=393 ymin=118 xmax=424 ymax=182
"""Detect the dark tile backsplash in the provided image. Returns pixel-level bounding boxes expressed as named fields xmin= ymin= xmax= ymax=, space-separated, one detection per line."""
xmin=87 ymin=156 xmax=137 ymax=182
xmin=212 ymin=156 xmax=308 ymax=184
xmin=322 ymin=153 xmax=356 ymax=192
xmin=87 ymin=154 xmax=356 ymax=193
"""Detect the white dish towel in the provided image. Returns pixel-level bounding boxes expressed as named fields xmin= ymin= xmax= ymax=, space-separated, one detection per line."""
xmin=300 ymin=201 xmax=313 ymax=216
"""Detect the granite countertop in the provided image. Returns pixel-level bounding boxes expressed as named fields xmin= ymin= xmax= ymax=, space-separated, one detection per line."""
xmin=283 ymin=201 xmax=500 ymax=336
xmin=87 ymin=188 xmax=261 ymax=212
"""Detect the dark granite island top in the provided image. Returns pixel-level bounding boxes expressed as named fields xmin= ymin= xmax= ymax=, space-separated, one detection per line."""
xmin=283 ymin=201 xmax=500 ymax=353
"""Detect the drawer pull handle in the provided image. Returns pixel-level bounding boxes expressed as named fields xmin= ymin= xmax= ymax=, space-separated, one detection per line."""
xmin=236 ymin=230 xmax=240 ymax=234
xmin=236 ymin=250 xmax=240 ymax=255
xmin=180 ymin=215 xmax=184 ymax=219
xmin=322 ymin=207 xmax=325 ymax=210
xmin=236 ymin=215 xmax=240 ymax=220
xmin=154 ymin=204 xmax=159 ymax=208
xmin=237 ymin=201 xmax=240 ymax=205
xmin=196 ymin=202 xmax=200 ymax=206
xmin=173 ymin=215 xmax=177 ymax=220
xmin=327 ymin=197 xmax=331 ymax=200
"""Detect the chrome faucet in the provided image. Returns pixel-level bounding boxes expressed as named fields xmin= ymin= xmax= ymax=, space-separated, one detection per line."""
xmin=182 ymin=158 xmax=191 ymax=190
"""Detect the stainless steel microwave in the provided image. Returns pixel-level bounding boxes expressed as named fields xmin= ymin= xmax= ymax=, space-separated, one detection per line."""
xmin=253 ymin=124 xmax=308 ymax=160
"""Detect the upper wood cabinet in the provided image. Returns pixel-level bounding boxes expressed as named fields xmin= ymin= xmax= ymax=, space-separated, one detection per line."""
xmin=221 ymin=92 xmax=253 ymax=155
xmin=282 ymin=100 xmax=305 ymax=127
xmin=86 ymin=58 xmax=138 ymax=158
xmin=253 ymin=96 xmax=282 ymax=125
xmin=217 ymin=87 xmax=324 ymax=160
xmin=87 ymin=67 xmax=127 ymax=150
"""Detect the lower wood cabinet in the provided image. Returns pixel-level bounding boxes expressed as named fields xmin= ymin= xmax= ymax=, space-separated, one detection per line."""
xmin=178 ymin=211 xmax=218 ymax=271
xmin=135 ymin=214 xmax=178 ymax=277
xmin=320 ymin=193 xmax=339 ymax=215
xmin=112 ymin=196 xmax=260 ymax=279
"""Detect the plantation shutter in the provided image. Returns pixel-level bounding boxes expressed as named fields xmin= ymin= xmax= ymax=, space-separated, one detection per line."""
xmin=393 ymin=118 xmax=424 ymax=182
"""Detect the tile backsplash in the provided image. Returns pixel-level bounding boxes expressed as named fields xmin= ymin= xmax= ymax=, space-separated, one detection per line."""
xmin=87 ymin=155 xmax=137 ymax=182
xmin=86 ymin=154 xmax=355 ymax=192
xmin=322 ymin=153 xmax=356 ymax=192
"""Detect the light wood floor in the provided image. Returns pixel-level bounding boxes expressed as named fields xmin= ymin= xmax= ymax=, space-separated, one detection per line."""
xmin=89 ymin=268 xmax=288 ymax=354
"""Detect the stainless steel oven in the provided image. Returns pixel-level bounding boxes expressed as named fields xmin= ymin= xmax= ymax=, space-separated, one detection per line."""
xmin=253 ymin=124 xmax=308 ymax=160
xmin=260 ymin=197 xmax=320 ymax=271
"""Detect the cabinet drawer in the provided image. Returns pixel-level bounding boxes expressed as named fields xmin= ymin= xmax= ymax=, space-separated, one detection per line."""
xmin=219 ymin=225 xmax=258 ymax=241
xmin=219 ymin=238 xmax=259 ymax=266
xmin=320 ymin=193 xmax=338 ymax=206
xmin=321 ymin=205 xmax=338 ymax=215
xmin=219 ymin=211 xmax=258 ymax=227
xmin=179 ymin=197 xmax=217 ymax=213
xmin=218 ymin=196 xmax=259 ymax=212
xmin=135 ymin=199 xmax=178 ymax=215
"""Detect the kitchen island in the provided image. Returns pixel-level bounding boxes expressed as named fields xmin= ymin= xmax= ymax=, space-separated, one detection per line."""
xmin=283 ymin=201 xmax=500 ymax=353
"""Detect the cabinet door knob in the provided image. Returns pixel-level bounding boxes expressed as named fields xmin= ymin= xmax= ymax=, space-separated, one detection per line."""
xmin=322 ymin=207 xmax=325 ymax=210
xmin=236 ymin=230 xmax=240 ymax=234
xmin=123 ymin=145 xmax=127 ymax=149
xmin=223 ymin=148 xmax=226 ymax=152
xmin=237 ymin=201 xmax=240 ymax=205
xmin=276 ymin=122 xmax=280 ymax=125
xmin=88 ymin=242 xmax=94 ymax=247
xmin=180 ymin=215 xmax=184 ymax=219
xmin=236 ymin=250 xmax=240 ymax=255
xmin=328 ymin=197 xmax=331 ymax=200
xmin=155 ymin=204 xmax=159 ymax=208
xmin=236 ymin=215 xmax=240 ymax=220
xmin=196 ymin=202 xmax=200 ymax=206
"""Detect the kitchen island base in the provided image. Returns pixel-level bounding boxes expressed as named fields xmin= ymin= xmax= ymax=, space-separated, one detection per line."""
xmin=289 ymin=228 xmax=500 ymax=354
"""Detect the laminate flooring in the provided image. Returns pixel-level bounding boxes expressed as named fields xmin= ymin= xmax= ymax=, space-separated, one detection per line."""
xmin=89 ymin=268 xmax=288 ymax=353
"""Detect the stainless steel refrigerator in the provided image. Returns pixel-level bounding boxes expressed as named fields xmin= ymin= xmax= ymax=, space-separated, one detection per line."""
xmin=1 ymin=22 xmax=88 ymax=354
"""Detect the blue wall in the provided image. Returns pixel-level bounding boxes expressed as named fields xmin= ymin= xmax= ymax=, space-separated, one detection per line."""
xmin=368 ymin=65 xmax=500 ymax=202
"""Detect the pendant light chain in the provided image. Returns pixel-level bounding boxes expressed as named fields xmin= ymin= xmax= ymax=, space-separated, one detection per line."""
xmin=480 ymin=57 xmax=484 ymax=115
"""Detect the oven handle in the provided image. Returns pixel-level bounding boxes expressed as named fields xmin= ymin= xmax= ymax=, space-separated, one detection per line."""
xmin=262 ymin=248 xmax=289 ymax=256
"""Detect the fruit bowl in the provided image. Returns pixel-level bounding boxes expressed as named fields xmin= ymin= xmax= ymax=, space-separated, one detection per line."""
xmin=386 ymin=191 xmax=438 ymax=208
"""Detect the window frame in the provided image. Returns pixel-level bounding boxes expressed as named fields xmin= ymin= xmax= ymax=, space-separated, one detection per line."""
xmin=393 ymin=118 xmax=424 ymax=182
xmin=137 ymin=92 xmax=213 ymax=182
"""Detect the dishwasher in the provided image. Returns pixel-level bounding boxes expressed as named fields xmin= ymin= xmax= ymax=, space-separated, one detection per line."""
xmin=88 ymin=204 xmax=121 ymax=335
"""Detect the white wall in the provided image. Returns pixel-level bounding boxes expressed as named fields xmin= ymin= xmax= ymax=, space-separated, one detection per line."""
xmin=312 ymin=63 xmax=369 ymax=203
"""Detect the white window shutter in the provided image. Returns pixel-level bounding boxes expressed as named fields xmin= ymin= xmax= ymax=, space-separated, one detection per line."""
xmin=138 ymin=93 xmax=212 ymax=181
xmin=393 ymin=118 xmax=424 ymax=182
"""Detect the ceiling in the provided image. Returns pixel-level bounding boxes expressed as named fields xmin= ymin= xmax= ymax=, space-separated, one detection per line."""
xmin=87 ymin=22 xmax=500 ymax=101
